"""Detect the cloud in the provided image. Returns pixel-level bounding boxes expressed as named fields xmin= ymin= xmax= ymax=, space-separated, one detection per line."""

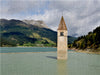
xmin=0 ymin=0 xmax=48 ymax=19
xmin=0 ymin=0 xmax=100 ymax=37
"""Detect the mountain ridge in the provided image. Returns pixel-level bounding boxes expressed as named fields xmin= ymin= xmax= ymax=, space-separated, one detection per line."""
xmin=0 ymin=19 xmax=76 ymax=47
xmin=22 ymin=19 xmax=49 ymax=28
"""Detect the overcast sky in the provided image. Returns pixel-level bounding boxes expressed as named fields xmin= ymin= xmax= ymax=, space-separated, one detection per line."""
xmin=0 ymin=0 xmax=100 ymax=37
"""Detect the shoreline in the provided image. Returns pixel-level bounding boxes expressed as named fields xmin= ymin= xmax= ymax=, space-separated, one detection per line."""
xmin=69 ymin=48 xmax=100 ymax=54
xmin=0 ymin=46 xmax=57 ymax=48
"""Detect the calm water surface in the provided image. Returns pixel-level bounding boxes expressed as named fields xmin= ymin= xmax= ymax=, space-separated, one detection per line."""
xmin=0 ymin=47 xmax=100 ymax=75
xmin=0 ymin=47 xmax=57 ymax=53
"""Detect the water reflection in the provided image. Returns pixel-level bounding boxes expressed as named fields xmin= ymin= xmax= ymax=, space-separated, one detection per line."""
xmin=57 ymin=60 xmax=67 ymax=75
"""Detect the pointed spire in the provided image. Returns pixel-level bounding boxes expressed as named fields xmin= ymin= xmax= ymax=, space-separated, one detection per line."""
xmin=58 ymin=16 xmax=67 ymax=30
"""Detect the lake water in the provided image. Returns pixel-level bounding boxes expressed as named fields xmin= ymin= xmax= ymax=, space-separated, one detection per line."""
xmin=0 ymin=47 xmax=100 ymax=75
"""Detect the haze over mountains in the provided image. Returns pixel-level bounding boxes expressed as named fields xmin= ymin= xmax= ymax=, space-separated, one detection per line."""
xmin=0 ymin=19 xmax=76 ymax=47
xmin=23 ymin=20 xmax=49 ymax=28
xmin=0 ymin=19 xmax=49 ymax=28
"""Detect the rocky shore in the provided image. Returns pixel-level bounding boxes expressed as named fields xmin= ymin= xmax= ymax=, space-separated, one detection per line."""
xmin=69 ymin=48 xmax=100 ymax=54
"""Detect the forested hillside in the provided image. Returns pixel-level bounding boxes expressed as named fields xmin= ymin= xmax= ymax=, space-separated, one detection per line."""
xmin=0 ymin=19 xmax=76 ymax=47
xmin=69 ymin=26 xmax=100 ymax=51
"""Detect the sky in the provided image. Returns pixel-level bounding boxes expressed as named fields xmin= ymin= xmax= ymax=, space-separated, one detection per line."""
xmin=0 ymin=0 xmax=100 ymax=37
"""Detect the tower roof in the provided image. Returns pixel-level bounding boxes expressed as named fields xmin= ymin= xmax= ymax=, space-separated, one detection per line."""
xmin=57 ymin=16 xmax=67 ymax=30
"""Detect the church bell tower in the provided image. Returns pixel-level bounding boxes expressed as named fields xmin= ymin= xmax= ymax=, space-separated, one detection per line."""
xmin=57 ymin=16 xmax=68 ymax=60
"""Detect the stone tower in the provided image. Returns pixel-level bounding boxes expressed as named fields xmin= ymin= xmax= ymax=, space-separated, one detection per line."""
xmin=57 ymin=16 xmax=68 ymax=60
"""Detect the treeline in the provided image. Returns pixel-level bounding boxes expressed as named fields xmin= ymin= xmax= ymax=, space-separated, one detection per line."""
xmin=69 ymin=26 xmax=100 ymax=51
xmin=0 ymin=37 xmax=17 ymax=46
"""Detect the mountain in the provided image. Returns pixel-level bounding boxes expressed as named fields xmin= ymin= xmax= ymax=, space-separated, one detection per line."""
xmin=23 ymin=20 xmax=49 ymax=28
xmin=70 ymin=26 xmax=100 ymax=51
xmin=0 ymin=19 xmax=76 ymax=47
xmin=68 ymin=36 xmax=77 ymax=44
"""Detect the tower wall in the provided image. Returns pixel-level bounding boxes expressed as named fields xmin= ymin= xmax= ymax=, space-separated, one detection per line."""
xmin=57 ymin=30 xmax=68 ymax=60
